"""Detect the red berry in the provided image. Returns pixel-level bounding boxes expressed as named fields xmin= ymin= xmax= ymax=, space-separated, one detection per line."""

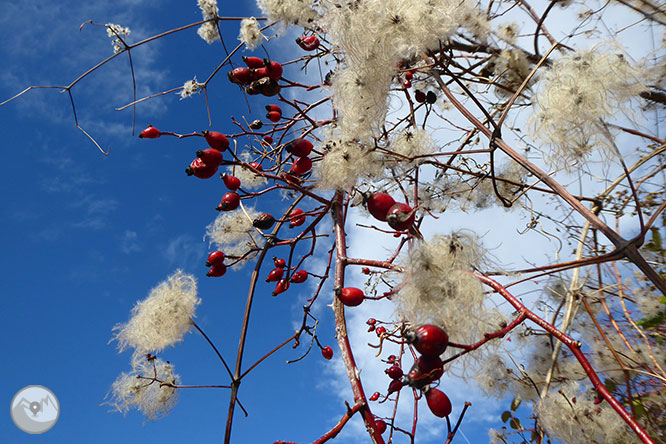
xmin=409 ymin=324 xmax=449 ymax=357
xmin=253 ymin=213 xmax=276 ymax=230
xmin=216 ymin=192 xmax=240 ymax=211
xmin=370 ymin=392 xmax=380 ymax=401
xmin=425 ymin=388 xmax=452 ymax=418
xmin=263 ymin=135 xmax=274 ymax=145
xmin=203 ymin=131 xmax=229 ymax=151
xmin=222 ymin=174 xmax=241 ymax=191
xmin=405 ymin=355 xmax=444 ymax=389
xmin=386 ymin=365 xmax=403 ymax=380
xmin=387 ymin=355 xmax=396 ymax=364
xmin=366 ymin=192 xmax=396 ymax=222
xmin=266 ymin=111 xmax=281 ymax=122
xmin=288 ymin=208 xmax=306 ymax=227
xmin=139 ymin=125 xmax=161 ymax=139
xmin=228 ymin=67 xmax=252 ymax=84
xmin=265 ymin=104 xmax=282 ymax=114
xmin=386 ymin=202 xmax=415 ymax=231
xmin=414 ymin=90 xmax=426 ymax=103
xmin=274 ymin=257 xmax=286 ymax=268
xmin=266 ymin=267 xmax=284 ymax=282
xmin=242 ymin=56 xmax=265 ymax=69
xmin=252 ymin=66 xmax=269 ymax=80
xmin=388 ymin=379 xmax=403 ymax=394
xmin=321 ymin=346 xmax=333 ymax=360
xmin=273 ymin=278 xmax=289 ymax=296
xmin=337 ymin=287 xmax=364 ymax=307
xmin=265 ymin=60 xmax=283 ymax=80
xmin=290 ymin=270 xmax=308 ymax=283
xmin=206 ymin=250 xmax=225 ymax=267
xmin=285 ymin=138 xmax=313 ymax=157
xmin=374 ymin=420 xmax=387 ymax=434
xmin=196 ymin=148 xmax=223 ymax=166
xmin=249 ymin=162 xmax=263 ymax=172
xmin=207 ymin=263 xmax=227 ymax=277
xmin=375 ymin=326 xmax=387 ymax=337
xmin=289 ymin=156 xmax=312 ymax=175
xmin=405 ymin=70 xmax=414 ymax=81
xmin=367 ymin=318 xmax=376 ymax=326
xmin=186 ymin=158 xmax=218 ymax=179
xmin=402 ymin=78 xmax=412 ymax=89
xmin=296 ymin=35 xmax=320 ymax=51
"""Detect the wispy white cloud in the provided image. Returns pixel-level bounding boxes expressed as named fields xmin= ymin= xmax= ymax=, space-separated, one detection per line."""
xmin=119 ymin=230 xmax=141 ymax=254
xmin=163 ymin=233 xmax=205 ymax=269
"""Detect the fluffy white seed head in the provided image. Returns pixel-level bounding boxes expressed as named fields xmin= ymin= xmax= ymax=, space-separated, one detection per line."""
xmin=108 ymin=356 xmax=180 ymax=420
xmin=257 ymin=0 xmax=318 ymax=27
xmin=179 ymin=77 xmax=203 ymax=100
xmin=395 ymin=232 xmax=492 ymax=350
xmin=537 ymin=381 xmax=640 ymax=443
xmin=198 ymin=21 xmax=220 ymax=44
xmin=106 ymin=23 xmax=130 ymax=53
xmin=493 ymin=49 xmax=533 ymax=97
xmin=112 ymin=271 xmax=199 ymax=354
xmin=319 ymin=0 xmax=484 ymax=141
xmin=529 ymin=43 xmax=646 ymax=170
xmin=205 ymin=206 xmax=261 ymax=267
xmin=386 ymin=129 xmax=436 ymax=170
xmin=198 ymin=0 xmax=218 ymax=17
xmin=315 ymin=137 xmax=384 ymax=191
xmin=239 ymin=17 xmax=264 ymax=50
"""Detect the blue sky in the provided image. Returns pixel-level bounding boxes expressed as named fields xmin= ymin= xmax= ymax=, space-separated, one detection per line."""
xmin=0 ymin=1 xmax=532 ymax=443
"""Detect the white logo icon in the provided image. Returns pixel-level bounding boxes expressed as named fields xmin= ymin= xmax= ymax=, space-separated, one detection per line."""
xmin=10 ymin=385 xmax=59 ymax=434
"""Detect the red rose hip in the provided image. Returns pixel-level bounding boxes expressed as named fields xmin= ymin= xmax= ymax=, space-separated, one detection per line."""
xmin=386 ymin=202 xmax=415 ymax=231
xmin=408 ymin=324 xmax=449 ymax=357
xmin=321 ymin=346 xmax=333 ymax=360
xmin=203 ymin=131 xmax=229 ymax=151
xmin=206 ymin=250 xmax=225 ymax=267
xmin=216 ymin=192 xmax=240 ymax=211
xmin=425 ymin=388 xmax=452 ymax=418
xmin=337 ymin=287 xmax=364 ymax=307
xmin=139 ymin=125 xmax=161 ymax=139
xmin=366 ymin=192 xmax=395 ymax=222
xmin=222 ymin=174 xmax=241 ymax=190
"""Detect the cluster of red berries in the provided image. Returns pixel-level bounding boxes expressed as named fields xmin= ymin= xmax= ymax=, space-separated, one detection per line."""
xmin=266 ymin=104 xmax=282 ymax=123
xmin=285 ymin=138 xmax=314 ymax=177
xmin=205 ymin=250 xmax=227 ymax=277
xmin=228 ymin=56 xmax=282 ymax=97
xmin=365 ymin=192 xmax=416 ymax=232
xmin=267 ymin=257 xmax=309 ymax=296
xmin=187 ymin=131 xmax=229 ymax=179
xmin=377 ymin=324 xmax=452 ymax=418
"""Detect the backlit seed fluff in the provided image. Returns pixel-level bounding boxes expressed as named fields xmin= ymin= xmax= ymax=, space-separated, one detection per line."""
xmin=205 ymin=206 xmax=261 ymax=267
xmin=198 ymin=0 xmax=218 ymax=17
xmin=257 ymin=0 xmax=318 ymax=26
xmin=107 ymin=356 xmax=180 ymax=420
xmin=112 ymin=271 xmax=200 ymax=354
xmin=239 ymin=18 xmax=264 ymax=50
xmin=179 ymin=77 xmax=203 ymax=100
xmin=198 ymin=21 xmax=219 ymax=44
xmin=106 ymin=23 xmax=130 ymax=53
xmin=530 ymin=43 xmax=645 ymax=170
